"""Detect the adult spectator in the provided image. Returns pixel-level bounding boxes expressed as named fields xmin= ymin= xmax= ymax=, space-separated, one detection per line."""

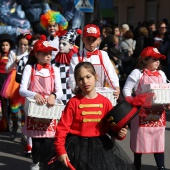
xmin=132 ymin=27 xmax=154 ymax=69
xmin=113 ymin=25 xmax=122 ymax=44
xmin=153 ymin=21 xmax=167 ymax=50
xmin=120 ymin=24 xmax=130 ymax=37
xmin=147 ymin=20 xmax=157 ymax=34
xmin=99 ymin=26 xmax=113 ymax=52
xmin=119 ymin=30 xmax=136 ymax=76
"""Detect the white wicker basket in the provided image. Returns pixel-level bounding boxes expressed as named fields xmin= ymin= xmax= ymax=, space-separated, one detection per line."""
xmin=24 ymin=98 xmax=65 ymax=119
xmin=141 ymin=83 xmax=170 ymax=105
xmin=96 ymin=87 xmax=117 ymax=106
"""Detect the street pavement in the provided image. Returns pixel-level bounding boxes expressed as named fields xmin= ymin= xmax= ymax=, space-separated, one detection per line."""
xmin=0 ymin=112 xmax=170 ymax=170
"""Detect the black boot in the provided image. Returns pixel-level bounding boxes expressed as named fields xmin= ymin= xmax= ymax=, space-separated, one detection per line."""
xmin=158 ymin=166 xmax=166 ymax=170
xmin=134 ymin=164 xmax=141 ymax=170
xmin=134 ymin=153 xmax=142 ymax=170
xmin=10 ymin=123 xmax=18 ymax=140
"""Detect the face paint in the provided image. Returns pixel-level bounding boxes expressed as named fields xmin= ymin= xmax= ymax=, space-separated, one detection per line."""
xmin=59 ymin=40 xmax=72 ymax=53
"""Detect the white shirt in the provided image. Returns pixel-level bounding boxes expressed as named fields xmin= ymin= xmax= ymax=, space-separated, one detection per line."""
xmin=5 ymin=49 xmax=29 ymax=73
xmin=48 ymin=36 xmax=59 ymax=60
xmin=69 ymin=48 xmax=119 ymax=90
xmin=123 ymin=69 xmax=167 ymax=97
xmin=19 ymin=64 xmax=63 ymax=100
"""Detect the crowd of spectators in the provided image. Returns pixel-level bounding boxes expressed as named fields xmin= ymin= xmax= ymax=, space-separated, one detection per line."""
xmin=99 ymin=19 xmax=170 ymax=88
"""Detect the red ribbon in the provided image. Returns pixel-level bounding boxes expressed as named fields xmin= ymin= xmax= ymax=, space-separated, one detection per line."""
xmin=125 ymin=93 xmax=154 ymax=108
xmin=86 ymin=50 xmax=99 ymax=58
xmin=36 ymin=63 xmax=50 ymax=71
xmin=48 ymin=156 xmax=76 ymax=170
xmin=125 ymin=92 xmax=155 ymax=117
xmin=67 ymin=159 xmax=76 ymax=170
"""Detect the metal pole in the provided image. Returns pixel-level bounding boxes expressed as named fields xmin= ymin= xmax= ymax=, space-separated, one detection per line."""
xmin=80 ymin=13 xmax=85 ymax=51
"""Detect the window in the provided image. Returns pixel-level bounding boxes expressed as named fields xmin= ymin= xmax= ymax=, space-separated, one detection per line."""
xmin=113 ymin=7 xmax=118 ymax=24
xmin=145 ymin=0 xmax=157 ymax=21
xmin=127 ymin=7 xmax=135 ymax=26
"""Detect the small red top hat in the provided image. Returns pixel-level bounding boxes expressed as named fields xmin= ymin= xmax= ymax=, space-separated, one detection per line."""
xmin=107 ymin=100 xmax=140 ymax=133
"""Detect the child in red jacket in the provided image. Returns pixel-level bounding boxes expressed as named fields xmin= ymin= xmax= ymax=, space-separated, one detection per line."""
xmin=52 ymin=62 xmax=134 ymax=170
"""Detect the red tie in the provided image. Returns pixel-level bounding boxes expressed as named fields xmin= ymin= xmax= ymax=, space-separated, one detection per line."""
xmin=86 ymin=50 xmax=99 ymax=58
xmin=37 ymin=63 xmax=50 ymax=71
xmin=144 ymin=69 xmax=159 ymax=77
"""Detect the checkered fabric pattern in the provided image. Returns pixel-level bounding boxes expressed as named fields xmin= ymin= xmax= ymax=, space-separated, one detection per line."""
xmin=16 ymin=55 xmax=28 ymax=80
xmin=56 ymin=63 xmax=72 ymax=105
xmin=51 ymin=58 xmax=55 ymax=66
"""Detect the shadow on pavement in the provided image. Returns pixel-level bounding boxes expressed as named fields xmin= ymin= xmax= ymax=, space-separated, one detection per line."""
xmin=0 ymin=131 xmax=31 ymax=170
xmin=0 ymin=156 xmax=31 ymax=170
xmin=142 ymin=164 xmax=170 ymax=170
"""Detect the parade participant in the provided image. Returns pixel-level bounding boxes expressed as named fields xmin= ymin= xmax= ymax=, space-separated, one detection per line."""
xmin=55 ymin=28 xmax=82 ymax=104
xmin=0 ymin=33 xmax=15 ymax=132
xmin=40 ymin=10 xmax=68 ymax=61
xmin=2 ymin=33 xmax=30 ymax=141
xmin=69 ymin=24 xmax=120 ymax=99
xmin=53 ymin=61 xmax=134 ymax=170
xmin=19 ymin=39 xmax=63 ymax=170
xmin=20 ymin=34 xmax=47 ymax=156
xmin=123 ymin=47 xmax=167 ymax=170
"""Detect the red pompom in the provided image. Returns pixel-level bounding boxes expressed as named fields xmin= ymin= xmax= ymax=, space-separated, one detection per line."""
xmin=40 ymin=35 xmax=46 ymax=41
xmin=25 ymin=34 xmax=32 ymax=40
xmin=76 ymin=29 xmax=82 ymax=35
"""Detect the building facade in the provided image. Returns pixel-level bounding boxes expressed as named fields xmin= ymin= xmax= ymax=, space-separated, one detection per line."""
xmin=113 ymin=0 xmax=170 ymax=27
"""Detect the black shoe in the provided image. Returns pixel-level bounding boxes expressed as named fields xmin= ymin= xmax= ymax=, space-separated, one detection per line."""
xmin=10 ymin=124 xmax=18 ymax=140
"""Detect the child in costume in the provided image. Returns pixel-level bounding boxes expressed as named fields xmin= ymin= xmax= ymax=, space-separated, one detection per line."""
xmin=69 ymin=24 xmax=120 ymax=99
xmin=52 ymin=61 xmax=134 ymax=170
xmin=3 ymin=33 xmax=30 ymax=141
xmin=0 ymin=33 xmax=15 ymax=132
xmin=55 ymin=28 xmax=82 ymax=105
xmin=19 ymin=39 xmax=63 ymax=170
xmin=21 ymin=34 xmax=47 ymax=156
xmin=40 ymin=10 xmax=68 ymax=61
xmin=123 ymin=47 xmax=167 ymax=170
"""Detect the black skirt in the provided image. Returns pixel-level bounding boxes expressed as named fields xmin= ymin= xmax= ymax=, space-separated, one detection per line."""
xmin=46 ymin=134 xmax=135 ymax=170
xmin=0 ymin=73 xmax=8 ymax=91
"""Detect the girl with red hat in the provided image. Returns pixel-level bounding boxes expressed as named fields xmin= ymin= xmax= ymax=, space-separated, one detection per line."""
xmin=19 ymin=39 xmax=63 ymax=170
xmin=123 ymin=46 xmax=167 ymax=170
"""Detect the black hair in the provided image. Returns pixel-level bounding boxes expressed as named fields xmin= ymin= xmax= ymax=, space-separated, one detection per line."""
xmin=16 ymin=33 xmax=29 ymax=47
xmin=0 ymin=33 xmax=15 ymax=52
xmin=26 ymin=51 xmax=37 ymax=65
